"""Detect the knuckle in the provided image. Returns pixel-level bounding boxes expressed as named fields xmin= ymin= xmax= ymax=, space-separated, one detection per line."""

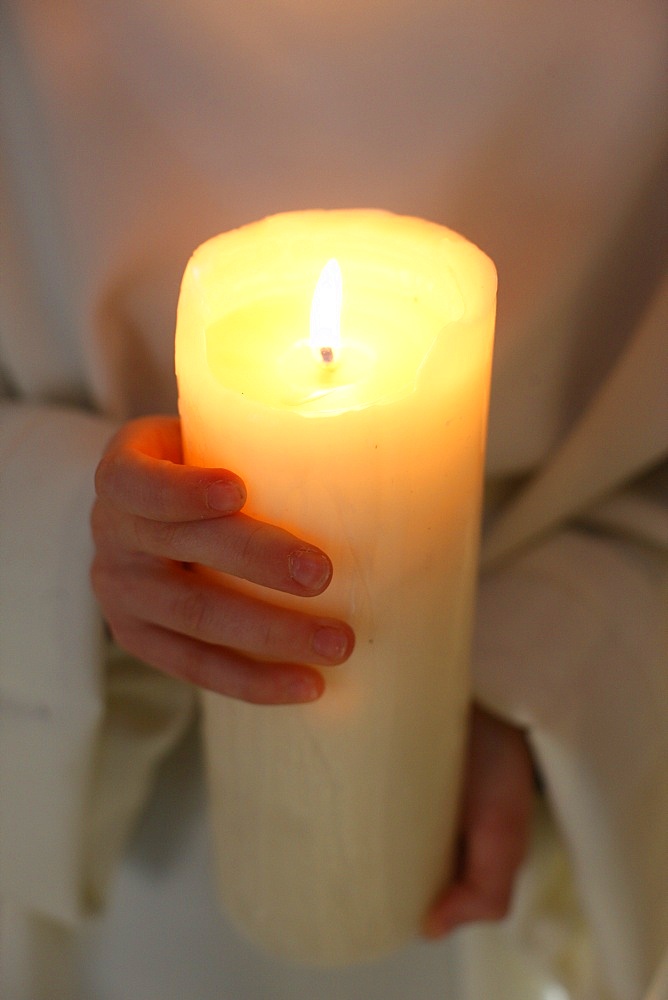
xmin=237 ymin=522 xmax=271 ymax=575
xmin=177 ymin=586 xmax=214 ymax=637
xmin=215 ymin=516 xmax=293 ymax=588
xmin=259 ymin=613 xmax=301 ymax=660
xmin=257 ymin=615 xmax=280 ymax=654
xmin=141 ymin=517 xmax=183 ymax=557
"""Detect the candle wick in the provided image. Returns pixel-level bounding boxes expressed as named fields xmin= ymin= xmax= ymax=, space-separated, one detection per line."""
xmin=320 ymin=346 xmax=335 ymax=365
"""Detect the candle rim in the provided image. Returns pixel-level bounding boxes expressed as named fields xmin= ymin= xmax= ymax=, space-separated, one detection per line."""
xmin=184 ymin=208 xmax=497 ymax=327
xmin=176 ymin=209 xmax=497 ymax=416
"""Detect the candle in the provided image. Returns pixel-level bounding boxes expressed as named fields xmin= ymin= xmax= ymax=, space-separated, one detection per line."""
xmin=175 ymin=209 xmax=496 ymax=965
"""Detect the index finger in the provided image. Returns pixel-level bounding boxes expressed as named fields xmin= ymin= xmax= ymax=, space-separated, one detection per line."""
xmin=95 ymin=415 xmax=247 ymax=521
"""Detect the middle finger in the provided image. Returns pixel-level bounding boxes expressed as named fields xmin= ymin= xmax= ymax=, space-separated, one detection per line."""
xmin=125 ymin=512 xmax=333 ymax=596
xmin=116 ymin=561 xmax=354 ymax=666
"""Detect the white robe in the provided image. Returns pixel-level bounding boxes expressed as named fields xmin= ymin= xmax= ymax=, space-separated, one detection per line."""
xmin=1 ymin=1 xmax=666 ymax=997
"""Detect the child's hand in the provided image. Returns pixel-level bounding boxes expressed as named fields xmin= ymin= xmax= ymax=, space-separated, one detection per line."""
xmin=91 ymin=416 xmax=354 ymax=704
xmin=423 ymin=704 xmax=535 ymax=936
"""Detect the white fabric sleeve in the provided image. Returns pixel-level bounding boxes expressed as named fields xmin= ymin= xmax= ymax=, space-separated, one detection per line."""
xmin=472 ymin=524 xmax=668 ymax=1000
xmin=0 ymin=402 xmax=115 ymax=922
xmin=0 ymin=400 xmax=197 ymax=930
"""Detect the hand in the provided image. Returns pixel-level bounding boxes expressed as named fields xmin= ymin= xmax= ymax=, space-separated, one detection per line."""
xmin=91 ymin=415 xmax=355 ymax=705
xmin=422 ymin=704 xmax=535 ymax=937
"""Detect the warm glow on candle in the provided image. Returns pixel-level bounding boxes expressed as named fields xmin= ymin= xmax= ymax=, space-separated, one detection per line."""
xmin=310 ymin=258 xmax=342 ymax=366
xmin=175 ymin=209 xmax=497 ymax=965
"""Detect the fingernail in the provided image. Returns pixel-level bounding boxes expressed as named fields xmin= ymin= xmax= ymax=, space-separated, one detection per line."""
xmin=207 ymin=479 xmax=246 ymax=512
xmin=288 ymin=548 xmax=332 ymax=592
xmin=312 ymin=625 xmax=351 ymax=662
xmin=285 ymin=673 xmax=324 ymax=703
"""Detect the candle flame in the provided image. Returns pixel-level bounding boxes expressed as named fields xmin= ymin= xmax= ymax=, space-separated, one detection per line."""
xmin=310 ymin=259 xmax=342 ymax=366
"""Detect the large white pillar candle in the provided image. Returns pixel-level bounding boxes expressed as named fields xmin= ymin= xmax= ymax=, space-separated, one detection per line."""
xmin=175 ymin=209 xmax=497 ymax=965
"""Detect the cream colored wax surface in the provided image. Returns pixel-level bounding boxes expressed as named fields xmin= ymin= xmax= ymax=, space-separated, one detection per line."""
xmin=175 ymin=210 xmax=496 ymax=965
